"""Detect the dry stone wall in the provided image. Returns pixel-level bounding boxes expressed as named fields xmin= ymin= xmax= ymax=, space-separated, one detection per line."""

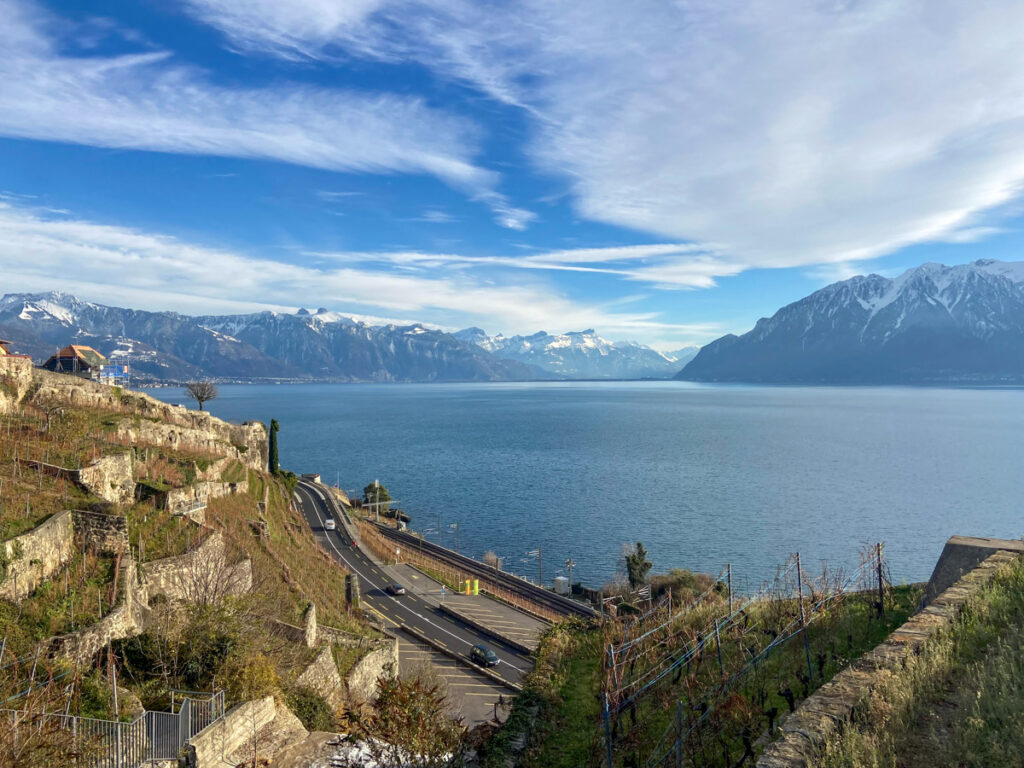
xmin=25 ymin=367 xmax=267 ymax=470
xmin=71 ymin=509 xmax=129 ymax=554
xmin=0 ymin=510 xmax=74 ymax=601
xmin=142 ymin=530 xmax=252 ymax=604
xmin=191 ymin=695 xmax=279 ymax=768
xmin=76 ymin=452 xmax=134 ymax=506
xmin=46 ymin=558 xmax=149 ymax=664
xmin=346 ymin=637 xmax=399 ymax=705
xmin=296 ymin=645 xmax=345 ymax=709
xmin=0 ymin=356 xmax=33 ymax=415
xmin=755 ymin=549 xmax=1021 ymax=768
xmin=165 ymin=478 xmax=248 ymax=517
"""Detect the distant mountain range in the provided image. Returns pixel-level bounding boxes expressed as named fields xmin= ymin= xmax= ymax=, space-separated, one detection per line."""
xmin=454 ymin=327 xmax=698 ymax=379
xmin=679 ymin=259 xmax=1024 ymax=383
xmin=0 ymin=292 xmax=690 ymax=382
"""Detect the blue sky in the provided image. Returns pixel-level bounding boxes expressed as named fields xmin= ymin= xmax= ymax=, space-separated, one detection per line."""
xmin=3 ymin=0 xmax=1024 ymax=350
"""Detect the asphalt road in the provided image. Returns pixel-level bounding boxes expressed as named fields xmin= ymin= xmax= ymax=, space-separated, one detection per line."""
xmin=294 ymin=481 xmax=532 ymax=690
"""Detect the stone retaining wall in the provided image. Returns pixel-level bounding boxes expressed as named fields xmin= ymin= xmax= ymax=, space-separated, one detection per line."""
xmin=755 ymin=549 xmax=1021 ymax=767
xmin=142 ymin=529 xmax=252 ymax=604
xmin=0 ymin=510 xmax=74 ymax=601
xmin=46 ymin=558 xmax=150 ymax=664
xmin=296 ymin=645 xmax=345 ymax=709
xmin=0 ymin=356 xmax=32 ymax=414
xmin=71 ymin=509 xmax=129 ymax=554
xmin=76 ymin=452 xmax=135 ymax=506
xmin=346 ymin=636 xmax=399 ymax=705
xmin=191 ymin=695 xmax=278 ymax=768
xmin=165 ymin=478 xmax=248 ymax=518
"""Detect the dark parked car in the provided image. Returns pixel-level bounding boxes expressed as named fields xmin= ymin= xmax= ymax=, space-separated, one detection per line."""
xmin=470 ymin=644 xmax=499 ymax=667
xmin=385 ymin=584 xmax=406 ymax=596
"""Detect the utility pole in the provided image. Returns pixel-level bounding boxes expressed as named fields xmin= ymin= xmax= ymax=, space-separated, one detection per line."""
xmin=538 ymin=546 xmax=543 ymax=587
xmin=565 ymin=558 xmax=576 ymax=590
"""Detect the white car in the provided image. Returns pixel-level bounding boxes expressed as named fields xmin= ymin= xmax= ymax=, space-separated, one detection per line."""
xmin=324 ymin=518 xmax=337 ymax=531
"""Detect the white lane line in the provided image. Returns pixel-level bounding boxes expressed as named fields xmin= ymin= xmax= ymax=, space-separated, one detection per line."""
xmin=298 ymin=483 xmax=529 ymax=676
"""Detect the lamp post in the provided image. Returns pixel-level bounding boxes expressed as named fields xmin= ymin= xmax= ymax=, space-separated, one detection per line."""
xmin=565 ymin=558 xmax=576 ymax=592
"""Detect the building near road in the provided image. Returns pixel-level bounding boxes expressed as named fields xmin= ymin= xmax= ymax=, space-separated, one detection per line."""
xmin=41 ymin=344 xmax=110 ymax=380
xmin=0 ymin=339 xmax=12 ymax=356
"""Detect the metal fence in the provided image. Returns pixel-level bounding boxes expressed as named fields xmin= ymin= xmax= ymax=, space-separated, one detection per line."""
xmin=2 ymin=689 xmax=225 ymax=767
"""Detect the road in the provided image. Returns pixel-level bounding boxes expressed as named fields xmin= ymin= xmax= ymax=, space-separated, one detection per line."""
xmin=294 ymin=481 xmax=533 ymax=693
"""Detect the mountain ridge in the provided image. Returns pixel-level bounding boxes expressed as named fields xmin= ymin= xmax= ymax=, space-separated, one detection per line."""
xmin=454 ymin=327 xmax=693 ymax=379
xmin=678 ymin=259 xmax=1024 ymax=383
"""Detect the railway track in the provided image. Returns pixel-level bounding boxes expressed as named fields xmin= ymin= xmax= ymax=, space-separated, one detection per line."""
xmin=370 ymin=522 xmax=599 ymax=620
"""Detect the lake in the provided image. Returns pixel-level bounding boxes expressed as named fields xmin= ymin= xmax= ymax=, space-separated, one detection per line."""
xmin=149 ymin=381 xmax=1024 ymax=591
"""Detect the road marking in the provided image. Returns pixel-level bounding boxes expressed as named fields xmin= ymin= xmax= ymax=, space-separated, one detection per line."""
xmin=297 ymin=483 xmax=531 ymax=675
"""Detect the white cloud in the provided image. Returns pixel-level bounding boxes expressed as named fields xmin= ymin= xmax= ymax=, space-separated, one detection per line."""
xmin=0 ymin=201 xmax=719 ymax=346
xmin=313 ymin=242 xmax=744 ymax=288
xmin=182 ymin=0 xmax=1024 ymax=274
xmin=0 ymin=0 xmax=532 ymax=229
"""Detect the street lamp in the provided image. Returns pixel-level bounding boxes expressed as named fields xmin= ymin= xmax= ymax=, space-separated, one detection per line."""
xmin=565 ymin=558 xmax=576 ymax=593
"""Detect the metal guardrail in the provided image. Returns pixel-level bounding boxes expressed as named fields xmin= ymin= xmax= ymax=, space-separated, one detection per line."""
xmin=2 ymin=689 xmax=225 ymax=767
xmin=372 ymin=522 xmax=598 ymax=619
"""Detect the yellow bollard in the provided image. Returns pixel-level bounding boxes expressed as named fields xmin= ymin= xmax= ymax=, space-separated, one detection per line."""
xmin=465 ymin=579 xmax=471 ymax=595
xmin=472 ymin=579 xmax=479 ymax=596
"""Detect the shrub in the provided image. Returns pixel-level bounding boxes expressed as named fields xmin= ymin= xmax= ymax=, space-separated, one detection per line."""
xmin=286 ymin=686 xmax=334 ymax=731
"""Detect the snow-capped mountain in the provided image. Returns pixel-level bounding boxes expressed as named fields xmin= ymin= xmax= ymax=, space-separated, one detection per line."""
xmin=455 ymin=327 xmax=685 ymax=379
xmin=679 ymin=259 xmax=1024 ymax=383
xmin=0 ymin=293 xmax=541 ymax=382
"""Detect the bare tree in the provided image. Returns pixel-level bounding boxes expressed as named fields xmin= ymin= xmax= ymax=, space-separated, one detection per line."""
xmin=172 ymin=535 xmax=250 ymax=607
xmin=185 ymin=381 xmax=218 ymax=411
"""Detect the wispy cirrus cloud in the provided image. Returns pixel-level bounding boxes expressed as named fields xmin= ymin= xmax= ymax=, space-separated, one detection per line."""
xmin=313 ymin=242 xmax=741 ymax=288
xmin=182 ymin=0 xmax=1024 ymax=277
xmin=0 ymin=0 xmax=532 ymax=230
xmin=0 ymin=200 xmax=719 ymax=346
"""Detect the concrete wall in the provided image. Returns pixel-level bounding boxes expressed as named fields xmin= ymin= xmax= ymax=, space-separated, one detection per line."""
xmin=756 ymin=549 xmax=1021 ymax=768
xmin=923 ymin=535 xmax=1024 ymax=605
xmin=0 ymin=510 xmax=74 ymax=601
xmin=191 ymin=695 xmax=277 ymax=768
xmin=76 ymin=452 xmax=135 ymax=506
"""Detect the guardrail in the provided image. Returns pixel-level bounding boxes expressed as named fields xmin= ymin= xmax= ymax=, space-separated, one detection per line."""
xmin=372 ymin=522 xmax=597 ymax=620
xmin=2 ymin=689 xmax=224 ymax=767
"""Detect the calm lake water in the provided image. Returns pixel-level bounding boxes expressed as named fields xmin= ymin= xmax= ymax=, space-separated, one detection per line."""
xmin=149 ymin=382 xmax=1024 ymax=590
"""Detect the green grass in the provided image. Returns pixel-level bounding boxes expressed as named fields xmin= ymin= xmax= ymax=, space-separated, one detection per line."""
xmin=491 ymin=583 xmax=919 ymax=768
xmin=822 ymin=557 xmax=1024 ymax=768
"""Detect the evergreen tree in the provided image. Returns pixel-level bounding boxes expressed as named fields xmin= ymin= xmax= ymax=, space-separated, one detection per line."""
xmin=269 ymin=419 xmax=280 ymax=474
xmin=625 ymin=541 xmax=652 ymax=588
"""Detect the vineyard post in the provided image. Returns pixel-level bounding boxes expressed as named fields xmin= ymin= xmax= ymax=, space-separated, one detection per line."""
xmin=796 ymin=552 xmax=813 ymax=684
xmin=714 ymin=618 xmax=724 ymax=676
xmin=603 ymin=692 xmax=614 ymax=768
xmin=876 ymin=542 xmax=885 ymax=617
xmin=675 ymin=700 xmax=684 ymax=768
xmin=727 ymin=563 xmax=733 ymax=615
